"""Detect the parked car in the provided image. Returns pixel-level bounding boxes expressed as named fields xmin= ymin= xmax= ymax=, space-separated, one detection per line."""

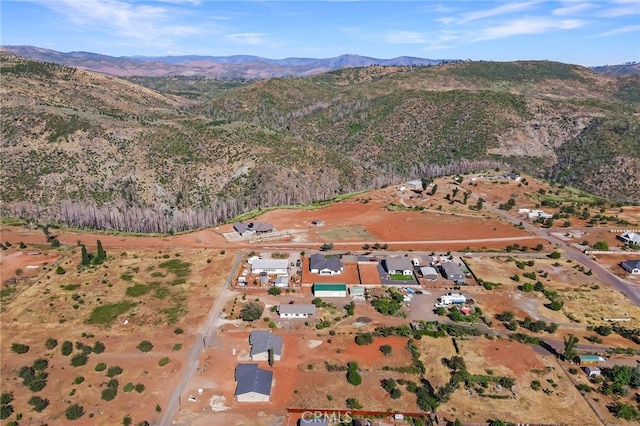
xmin=289 ymin=300 xmax=295 ymax=304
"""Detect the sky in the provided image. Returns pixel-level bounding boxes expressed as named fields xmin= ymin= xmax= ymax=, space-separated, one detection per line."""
xmin=1 ymin=0 xmax=639 ymax=66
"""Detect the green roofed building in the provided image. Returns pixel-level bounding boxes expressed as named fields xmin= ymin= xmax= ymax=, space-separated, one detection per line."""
xmin=313 ymin=283 xmax=347 ymax=297
xmin=574 ymin=354 xmax=605 ymax=366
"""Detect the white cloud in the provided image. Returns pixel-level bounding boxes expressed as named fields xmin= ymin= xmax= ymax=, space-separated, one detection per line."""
xmin=599 ymin=24 xmax=640 ymax=36
xmin=552 ymin=2 xmax=596 ymax=16
xmin=476 ymin=17 xmax=586 ymax=41
xmin=37 ymin=0 xmax=206 ymax=48
xmin=598 ymin=3 xmax=640 ymax=17
xmin=224 ymin=33 xmax=269 ymax=45
xmin=384 ymin=31 xmax=428 ymax=44
xmin=459 ymin=1 xmax=541 ymax=23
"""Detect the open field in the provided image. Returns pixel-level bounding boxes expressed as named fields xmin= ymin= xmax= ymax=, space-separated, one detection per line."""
xmin=0 ymin=240 xmax=232 ymax=426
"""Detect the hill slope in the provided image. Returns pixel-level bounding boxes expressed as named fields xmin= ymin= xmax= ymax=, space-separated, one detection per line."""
xmin=1 ymin=54 xmax=638 ymax=232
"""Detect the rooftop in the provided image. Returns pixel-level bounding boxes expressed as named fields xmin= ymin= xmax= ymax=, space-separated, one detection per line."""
xmin=278 ymin=304 xmax=317 ymax=315
xmin=249 ymin=330 xmax=283 ymax=356
xmin=313 ymin=283 xmax=347 ymax=291
xmin=234 ymin=364 xmax=273 ymax=396
xmin=384 ymin=255 xmax=413 ymax=271
xmin=309 ymin=252 xmax=343 ymax=272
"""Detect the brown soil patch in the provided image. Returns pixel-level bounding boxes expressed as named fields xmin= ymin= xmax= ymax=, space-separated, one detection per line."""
xmin=439 ymin=338 xmax=601 ymax=425
xmin=0 ymin=245 xmax=231 ymax=426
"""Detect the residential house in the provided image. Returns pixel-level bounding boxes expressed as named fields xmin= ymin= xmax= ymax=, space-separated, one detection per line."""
xmin=439 ymin=262 xmax=465 ymax=283
xmin=584 ymin=366 xmax=601 ymax=378
xmin=621 ymin=260 xmax=640 ymax=274
xmin=251 ymin=259 xmax=288 ymax=275
xmin=278 ymin=304 xmax=316 ymax=319
xmin=233 ymin=221 xmax=274 ymax=237
xmin=274 ymin=275 xmax=289 ymax=287
xmin=384 ymin=256 xmax=414 ymax=276
xmin=420 ymin=266 xmax=439 ymax=281
xmin=619 ymin=231 xmax=640 ymax=246
xmin=309 ymin=253 xmax=344 ymax=276
xmin=249 ymin=330 xmax=283 ymax=362
xmin=411 ymin=254 xmax=434 ymax=267
xmin=234 ymin=364 xmax=273 ymax=402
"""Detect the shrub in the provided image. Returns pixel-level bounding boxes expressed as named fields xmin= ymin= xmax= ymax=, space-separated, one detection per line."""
xmin=0 ymin=404 xmax=14 ymax=420
xmin=549 ymin=251 xmax=561 ymax=259
xmin=355 ymin=333 xmax=374 ymax=346
xmin=107 ymin=366 xmax=123 ymax=377
xmin=134 ymin=383 xmax=145 ymax=393
xmin=123 ymin=383 xmax=135 ymax=393
xmin=0 ymin=392 xmax=13 ymax=405
xmin=93 ymin=341 xmax=106 ymax=354
xmin=28 ymin=395 xmax=49 ymax=412
xmin=172 ymin=343 xmax=182 ymax=351
xmin=70 ymin=353 xmax=88 ymax=367
xmin=11 ymin=343 xmax=29 ymax=354
xmin=65 ymin=403 xmax=85 ymax=420
xmin=158 ymin=357 xmax=170 ymax=367
xmin=137 ymin=341 xmax=153 ymax=353
xmin=56 ymin=265 xmax=66 ymax=274
xmin=379 ymin=345 xmax=392 ymax=355
xmin=156 ymin=404 xmax=162 ymax=413
xmin=546 ymin=300 xmax=564 ymax=311
xmin=101 ymin=387 xmax=117 ymax=401
xmin=61 ymin=340 xmax=73 ymax=356
xmin=346 ymin=398 xmax=362 ymax=410
xmin=267 ymin=287 xmax=281 ymax=296
xmin=95 ymin=362 xmax=107 ymax=372
xmin=390 ymin=388 xmax=402 ymax=399
xmin=74 ymin=376 xmax=85 ymax=385
xmin=44 ymin=337 xmax=58 ymax=350
xmin=174 ymin=327 xmax=184 ymax=335
xmin=33 ymin=358 xmax=48 ymax=371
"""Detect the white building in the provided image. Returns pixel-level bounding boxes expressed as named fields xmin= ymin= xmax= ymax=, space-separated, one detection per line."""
xmin=234 ymin=364 xmax=273 ymax=402
xmin=278 ymin=304 xmax=316 ymax=319
xmin=251 ymin=259 xmax=288 ymax=275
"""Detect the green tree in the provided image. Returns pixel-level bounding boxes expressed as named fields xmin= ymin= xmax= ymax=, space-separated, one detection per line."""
xmin=549 ymin=251 xmax=561 ymax=259
xmin=56 ymin=265 xmax=66 ymax=274
xmin=28 ymin=396 xmax=49 ymax=412
xmin=563 ymin=334 xmax=579 ymax=361
xmin=107 ymin=366 xmax=123 ymax=377
xmin=11 ymin=343 xmax=29 ymax=354
xmin=93 ymin=341 xmax=106 ymax=354
xmin=379 ymin=345 xmax=392 ymax=355
xmin=239 ymin=302 xmax=264 ymax=321
xmin=65 ymin=403 xmax=85 ymax=420
xmin=430 ymin=184 xmax=438 ymax=196
xmin=267 ymin=287 xmax=281 ymax=296
xmin=70 ymin=353 xmax=88 ymax=367
xmin=123 ymin=416 xmax=132 ymax=426
xmin=81 ymin=245 xmax=91 ymax=266
xmin=137 ymin=341 xmax=153 ymax=352
xmin=96 ymin=240 xmax=107 ymax=261
xmin=45 ymin=337 xmax=58 ymax=350
xmin=0 ymin=404 xmax=14 ymax=420
xmin=593 ymin=241 xmax=609 ymax=250
xmin=0 ymin=392 xmax=13 ymax=405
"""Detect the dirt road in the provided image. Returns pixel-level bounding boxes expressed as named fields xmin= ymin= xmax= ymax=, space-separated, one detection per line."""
xmin=159 ymin=250 xmax=245 ymax=425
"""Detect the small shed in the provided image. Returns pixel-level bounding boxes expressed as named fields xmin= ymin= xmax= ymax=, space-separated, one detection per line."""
xmin=313 ymin=283 xmax=347 ymax=297
xmin=420 ymin=266 xmax=439 ymax=280
xmin=349 ymin=285 xmax=365 ymax=297
xmin=584 ymin=366 xmax=601 ymax=378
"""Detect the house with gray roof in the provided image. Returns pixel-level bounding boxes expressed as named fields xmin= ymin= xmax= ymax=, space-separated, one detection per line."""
xmin=234 ymin=364 xmax=273 ymax=402
xmin=309 ymin=253 xmax=343 ymax=275
xmin=439 ymin=262 xmax=465 ymax=283
xmin=233 ymin=221 xmax=274 ymax=237
xmin=278 ymin=304 xmax=316 ymax=319
xmin=420 ymin=266 xmax=439 ymax=281
xmin=384 ymin=255 xmax=414 ymax=276
xmin=251 ymin=258 xmax=288 ymax=275
xmin=411 ymin=254 xmax=434 ymax=267
xmin=249 ymin=330 xmax=283 ymax=362
xmin=621 ymin=259 xmax=640 ymax=274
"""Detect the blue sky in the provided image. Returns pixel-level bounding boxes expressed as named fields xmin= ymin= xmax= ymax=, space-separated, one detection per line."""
xmin=1 ymin=1 xmax=638 ymax=66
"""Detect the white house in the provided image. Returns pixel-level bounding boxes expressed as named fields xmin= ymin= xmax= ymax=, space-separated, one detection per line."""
xmin=384 ymin=256 xmax=414 ymax=276
xmin=278 ymin=304 xmax=316 ymax=319
xmin=251 ymin=259 xmax=288 ymax=275
xmin=234 ymin=364 xmax=273 ymax=402
xmin=619 ymin=232 xmax=640 ymax=246
xmin=274 ymin=275 xmax=289 ymax=287
xmin=308 ymin=253 xmax=343 ymax=275
xmin=249 ymin=330 xmax=283 ymax=361
xmin=621 ymin=260 xmax=640 ymax=274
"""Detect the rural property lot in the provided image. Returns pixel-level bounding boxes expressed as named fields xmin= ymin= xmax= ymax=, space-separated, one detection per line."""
xmin=0 ymin=241 xmax=232 ymax=426
xmin=2 ymin=172 xmax=640 ymax=425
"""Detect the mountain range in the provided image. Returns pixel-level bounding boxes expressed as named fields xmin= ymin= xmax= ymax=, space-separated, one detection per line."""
xmin=2 ymin=45 xmax=638 ymax=80
xmin=1 ymin=49 xmax=638 ymax=233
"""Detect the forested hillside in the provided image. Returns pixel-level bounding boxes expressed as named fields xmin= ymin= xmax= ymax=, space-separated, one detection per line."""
xmin=1 ymin=54 xmax=638 ymax=232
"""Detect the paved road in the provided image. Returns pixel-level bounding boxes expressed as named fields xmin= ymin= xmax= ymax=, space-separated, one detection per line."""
xmin=159 ymin=250 xmax=245 ymax=425
xmin=483 ymin=202 xmax=640 ymax=307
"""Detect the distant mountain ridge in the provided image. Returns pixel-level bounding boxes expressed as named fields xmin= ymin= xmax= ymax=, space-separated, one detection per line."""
xmin=0 ymin=46 xmax=445 ymax=79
